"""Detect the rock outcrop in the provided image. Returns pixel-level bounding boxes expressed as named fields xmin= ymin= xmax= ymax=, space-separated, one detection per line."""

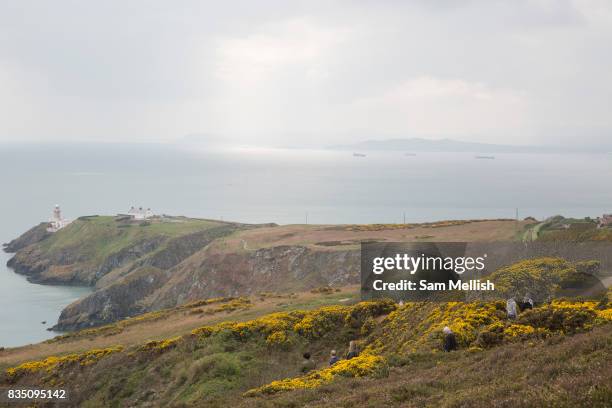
xmin=3 ymin=222 xmax=50 ymax=252
xmin=147 ymin=245 xmax=360 ymax=310
xmin=53 ymin=224 xmax=247 ymax=330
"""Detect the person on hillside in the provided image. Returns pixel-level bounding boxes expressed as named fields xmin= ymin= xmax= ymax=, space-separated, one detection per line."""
xmin=442 ymin=326 xmax=457 ymax=352
xmin=522 ymin=295 xmax=534 ymax=310
xmin=301 ymin=352 xmax=316 ymax=373
xmin=346 ymin=341 xmax=359 ymax=359
xmin=506 ymin=297 xmax=518 ymax=319
xmin=329 ymin=350 xmax=339 ymax=366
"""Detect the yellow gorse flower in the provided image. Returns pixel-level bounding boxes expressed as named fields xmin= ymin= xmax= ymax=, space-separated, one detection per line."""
xmin=243 ymin=353 xmax=386 ymax=396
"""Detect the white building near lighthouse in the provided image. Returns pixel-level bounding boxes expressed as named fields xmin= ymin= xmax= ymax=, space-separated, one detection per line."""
xmin=126 ymin=206 xmax=155 ymax=220
xmin=47 ymin=204 xmax=71 ymax=232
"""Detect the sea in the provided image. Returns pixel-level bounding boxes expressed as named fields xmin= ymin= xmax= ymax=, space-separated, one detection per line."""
xmin=0 ymin=142 xmax=610 ymax=347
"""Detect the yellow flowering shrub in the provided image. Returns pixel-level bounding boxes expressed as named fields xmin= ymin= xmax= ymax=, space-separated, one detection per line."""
xmin=138 ymin=336 xmax=182 ymax=353
xmin=503 ymin=324 xmax=536 ymax=338
xmin=595 ymin=308 xmax=612 ymax=321
xmin=551 ymin=299 xmax=612 ymax=321
xmin=517 ymin=304 xmax=597 ymax=334
xmin=360 ymin=317 xmax=376 ymax=336
xmin=374 ymin=301 xmax=504 ymax=352
xmin=5 ymin=346 xmax=123 ymax=382
xmin=265 ymin=331 xmax=294 ymax=349
xmin=487 ymin=258 xmax=606 ymax=301
xmin=374 ymin=296 xmax=612 ymax=352
xmin=293 ymin=306 xmax=348 ymax=339
xmin=190 ymin=300 xmax=395 ymax=344
xmin=488 ymin=258 xmax=573 ymax=300
xmin=243 ymin=353 xmax=386 ymax=396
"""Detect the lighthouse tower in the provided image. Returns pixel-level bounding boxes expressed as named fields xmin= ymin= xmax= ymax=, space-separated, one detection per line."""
xmin=52 ymin=204 xmax=62 ymax=223
xmin=47 ymin=204 xmax=71 ymax=232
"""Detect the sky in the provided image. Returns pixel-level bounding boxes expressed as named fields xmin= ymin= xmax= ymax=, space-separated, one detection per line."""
xmin=1 ymin=0 xmax=611 ymax=148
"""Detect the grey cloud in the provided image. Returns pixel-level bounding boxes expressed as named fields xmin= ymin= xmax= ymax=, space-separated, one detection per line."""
xmin=0 ymin=0 xmax=610 ymax=148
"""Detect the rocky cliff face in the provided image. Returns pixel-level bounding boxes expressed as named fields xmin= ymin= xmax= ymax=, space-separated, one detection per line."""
xmin=54 ymin=266 xmax=167 ymax=329
xmin=147 ymin=245 xmax=360 ymax=310
xmin=0 ymin=215 xmax=369 ymax=331
xmin=7 ymin=235 xmax=167 ymax=285
xmin=53 ymin=224 xmax=247 ymax=330
xmin=3 ymin=222 xmax=50 ymax=252
xmin=54 ymin=243 xmax=360 ymax=331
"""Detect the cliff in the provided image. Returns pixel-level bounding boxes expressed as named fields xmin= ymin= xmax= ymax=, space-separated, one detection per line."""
xmin=53 ymin=223 xmax=251 ymax=329
xmin=3 ymin=222 xmax=50 ymax=252
xmin=7 ymin=218 xmax=530 ymax=330
xmin=6 ymin=215 xmax=233 ymax=285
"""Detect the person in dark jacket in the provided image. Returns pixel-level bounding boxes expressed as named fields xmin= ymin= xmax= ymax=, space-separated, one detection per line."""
xmin=329 ymin=350 xmax=339 ymax=366
xmin=346 ymin=341 xmax=359 ymax=359
xmin=443 ymin=326 xmax=457 ymax=352
xmin=521 ymin=295 xmax=534 ymax=311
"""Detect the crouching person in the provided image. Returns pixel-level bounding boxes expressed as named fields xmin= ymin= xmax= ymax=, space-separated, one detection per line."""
xmin=329 ymin=350 xmax=339 ymax=366
xmin=442 ymin=326 xmax=457 ymax=352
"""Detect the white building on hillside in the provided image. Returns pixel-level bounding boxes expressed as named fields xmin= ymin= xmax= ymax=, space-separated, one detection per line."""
xmin=599 ymin=214 xmax=612 ymax=228
xmin=127 ymin=206 xmax=155 ymax=220
xmin=47 ymin=204 xmax=71 ymax=232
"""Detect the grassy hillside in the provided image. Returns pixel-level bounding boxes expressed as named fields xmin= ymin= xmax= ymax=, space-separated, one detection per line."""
xmin=7 ymin=218 xmax=528 ymax=330
xmin=0 ymin=287 xmax=360 ymax=368
xmin=1 ymin=259 xmax=610 ymax=407
xmin=38 ymin=216 xmax=221 ymax=261
xmin=2 ymin=297 xmax=609 ymax=407
xmin=7 ymin=215 xmax=228 ymax=285
xmin=251 ymin=324 xmax=611 ymax=408
xmin=522 ymin=216 xmax=612 ymax=242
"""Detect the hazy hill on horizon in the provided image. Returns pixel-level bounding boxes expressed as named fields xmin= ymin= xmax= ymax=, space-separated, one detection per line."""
xmin=329 ymin=137 xmax=608 ymax=154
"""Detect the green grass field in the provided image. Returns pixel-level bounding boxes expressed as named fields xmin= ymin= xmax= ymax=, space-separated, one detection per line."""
xmin=38 ymin=216 xmax=222 ymax=261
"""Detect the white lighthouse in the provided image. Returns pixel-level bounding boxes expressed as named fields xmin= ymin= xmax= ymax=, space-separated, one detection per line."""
xmin=47 ymin=204 xmax=71 ymax=232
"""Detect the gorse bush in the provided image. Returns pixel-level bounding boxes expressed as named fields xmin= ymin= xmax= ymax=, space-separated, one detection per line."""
xmin=488 ymin=258 xmax=603 ymax=301
xmin=243 ymin=353 xmax=387 ymax=396
xmin=518 ymin=304 xmax=597 ymax=333
xmin=5 ymin=346 xmax=123 ymax=382
xmin=138 ymin=336 xmax=182 ymax=353
xmin=370 ymin=297 xmax=612 ymax=354
xmin=190 ymin=299 xmax=397 ymax=346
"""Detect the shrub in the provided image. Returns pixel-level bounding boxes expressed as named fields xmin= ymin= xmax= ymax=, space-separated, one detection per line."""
xmin=5 ymin=346 xmax=123 ymax=382
xmin=243 ymin=353 xmax=387 ymax=396
xmin=360 ymin=317 xmax=376 ymax=336
xmin=476 ymin=322 xmax=505 ymax=348
xmin=138 ymin=336 xmax=182 ymax=353
xmin=517 ymin=305 xmax=596 ymax=334
xmin=266 ymin=331 xmax=294 ymax=350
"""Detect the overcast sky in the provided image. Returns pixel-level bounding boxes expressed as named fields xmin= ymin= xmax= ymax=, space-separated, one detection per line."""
xmin=1 ymin=0 xmax=611 ymax=147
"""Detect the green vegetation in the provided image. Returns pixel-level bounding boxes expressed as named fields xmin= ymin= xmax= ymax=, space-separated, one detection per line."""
xmin=38 ymin=216 xmax=221 ymax=262
xmin=488 ymin=258 xmax=604 ymax=300
xmin=2 ymin=264 xmax=610 ymax=407
xmin=523 ymin=215 xmax=611 ymax=242
xmin=45 ymin=297 xmax=253 ymax=344
xmin=4 ymin=212 xmax=612 ymax=408
xmin=258 ymin=324 xmax=611 ymax=408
